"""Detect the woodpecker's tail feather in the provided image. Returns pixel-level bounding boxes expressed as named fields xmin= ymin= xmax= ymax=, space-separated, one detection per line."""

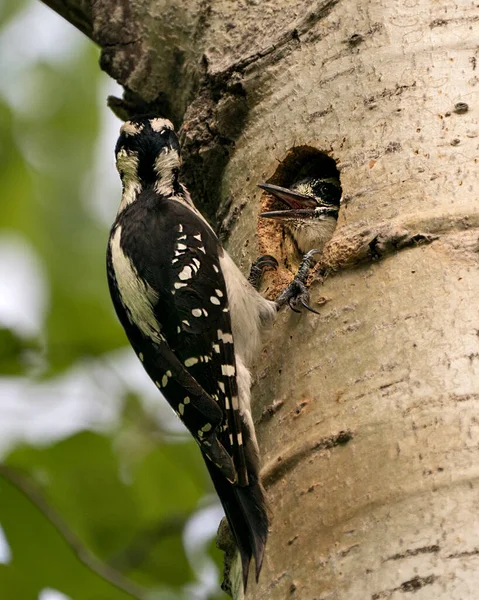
xmin=205 ymin=460 xmax=268 ymax=590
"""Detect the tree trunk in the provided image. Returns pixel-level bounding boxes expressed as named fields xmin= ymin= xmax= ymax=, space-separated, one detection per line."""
xmin=44 ymin=1 xmax=479 ymax=598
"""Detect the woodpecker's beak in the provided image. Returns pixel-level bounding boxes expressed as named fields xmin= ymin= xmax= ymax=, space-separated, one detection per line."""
xmin=258 ymin=183 xmax=338 ymax=220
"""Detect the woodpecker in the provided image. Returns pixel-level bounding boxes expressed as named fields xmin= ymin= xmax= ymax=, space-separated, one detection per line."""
xmin=258 ymin=176 xmax=341 ymax=254
xmin=106 ymin=116 xmax=318 ymax=590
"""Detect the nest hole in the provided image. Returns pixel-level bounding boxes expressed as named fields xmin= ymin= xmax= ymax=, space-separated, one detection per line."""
xmin=268 ymin=146 xmax=340 ymax=188
xmin=257 ymin=146 xmax=342 ymax=275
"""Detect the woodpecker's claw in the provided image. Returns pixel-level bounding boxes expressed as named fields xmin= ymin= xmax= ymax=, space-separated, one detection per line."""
xmin=276 ymin=249 xmax=321 ymax=314
xmin=288 ymin=297 xmax=301 ymax=313
xmin=255 ymin=255 xmax=279 ymax=270
xmin=296 ymin=249 xmax=322 ymax=279
xmin=279 ymin=279 xmax=320 ymax=314
xmin=248 ymin=254 xmax=279 ymax=290
xmin=301 ymin=296 xmax=320 ymax=315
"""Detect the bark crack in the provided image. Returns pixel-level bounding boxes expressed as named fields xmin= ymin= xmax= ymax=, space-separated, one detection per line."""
xmin=446 ymin=548 xmax=479 ymax=559
xmin=102 ymin=38 xmax=141 ymax=50
xmin=257 ymin=399 xmax=285 ymax=424
xmin=372 ymin=575 xmax=438 ymax=599
xmin=384 ymin=545 xmax=440 ymax=562
xmin=209 ymin=0 xmax=339 ymax=79
xmin=430 ymin=15 xmax=479 ymax=28
xmin=261 ymin=430 xmax=353 ymax=488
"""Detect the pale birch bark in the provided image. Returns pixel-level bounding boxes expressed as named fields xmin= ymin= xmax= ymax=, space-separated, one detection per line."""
xmin=44 ymin=1 xmax=479 ymax=598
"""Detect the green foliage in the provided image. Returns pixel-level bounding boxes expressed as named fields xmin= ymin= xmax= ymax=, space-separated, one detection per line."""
xmin=0 ymin=1 xmax=226 ymax=598
xmin=2 ymin=431 xmax=206 ymax=596
xmin=0 ymin=327 xmax=39 ymax=374
xmin=1 ymin=48 xmax=124 ymax=371
xmin=0 ymin=472 xmax=137 ymax=600
xmin=0 ymin=0 xmax=28 ymax=25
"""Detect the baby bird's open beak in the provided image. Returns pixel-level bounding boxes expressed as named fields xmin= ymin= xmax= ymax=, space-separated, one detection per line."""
xmin=258 ymin=183 xmax=338 ymax=220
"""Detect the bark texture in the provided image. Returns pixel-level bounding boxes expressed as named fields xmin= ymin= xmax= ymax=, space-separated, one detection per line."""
xmin=45 ymin=0 xmax=479 ymax=598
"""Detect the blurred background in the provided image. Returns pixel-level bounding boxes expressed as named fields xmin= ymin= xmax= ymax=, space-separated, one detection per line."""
xmin=0 ymin=2 xmax=226 ymax=599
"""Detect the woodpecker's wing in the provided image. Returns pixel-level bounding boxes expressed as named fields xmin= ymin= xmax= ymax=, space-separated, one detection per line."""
xmin=109 ymin=190 xmax=250 ymax=486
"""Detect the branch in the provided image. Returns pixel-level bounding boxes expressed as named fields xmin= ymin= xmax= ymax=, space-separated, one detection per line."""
xmin=40 ymin=0 xmax=93 ymax=41
xmin=0 ymin=464 xmax=148 ymax=600
xmin=313 ymin=221 xmax=441 ymax=280
xmin=109 ymin=513 xmax=189 ymax=571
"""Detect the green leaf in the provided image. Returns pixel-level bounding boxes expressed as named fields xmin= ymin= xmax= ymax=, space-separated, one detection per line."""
xmin=0 ymin=327 xmax=39 ymax=375
xmin=4 ymin=431 xmax=212 ymax=591
xmin=6 ymin=433 xmax=138 ymax=553
xmin=0 ymin=0 xmax=28 ymax=26
xmin=1 ymin=46 xmax=124 ymax=373
xmin=0 ymin=3 xmax=228 ymax=596
xmin=0 ymin=472 xmax=140 ymax=600
xmin=132 ymin=442 xmax=206 ymax=523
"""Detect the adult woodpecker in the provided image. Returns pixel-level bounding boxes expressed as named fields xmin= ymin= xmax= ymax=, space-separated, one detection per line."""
xmin=106 ymin=116 xmax=317 ymax=590
xmin=258 ymin=176 xmax=341 ymax=254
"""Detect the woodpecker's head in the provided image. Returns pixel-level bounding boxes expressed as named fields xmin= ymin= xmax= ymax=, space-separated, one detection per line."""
xmin=258 ymin=177 xmax=341 ymax=253
xmin=115 ymin=116 xmax=181 ymax=190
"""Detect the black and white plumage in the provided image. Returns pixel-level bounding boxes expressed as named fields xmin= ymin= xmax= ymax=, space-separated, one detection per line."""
xmin=106 ymin=116 xmax=276 ymax=589
xmin=259 ymin=177 xmax=341 ymax=254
